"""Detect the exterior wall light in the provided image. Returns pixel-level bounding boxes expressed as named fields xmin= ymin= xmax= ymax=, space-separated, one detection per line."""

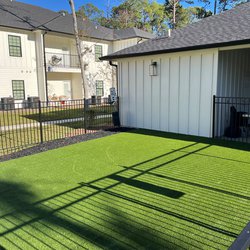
xmin=149 ymin=61 xmax=157 ymax=76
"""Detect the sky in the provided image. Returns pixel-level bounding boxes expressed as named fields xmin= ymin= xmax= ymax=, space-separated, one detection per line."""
xmin=15 ymin=0 xmax=167 ymax=13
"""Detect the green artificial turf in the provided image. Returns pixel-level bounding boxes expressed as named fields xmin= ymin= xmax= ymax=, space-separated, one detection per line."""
xmin=0 ymin=130 xmax=250 ymax=249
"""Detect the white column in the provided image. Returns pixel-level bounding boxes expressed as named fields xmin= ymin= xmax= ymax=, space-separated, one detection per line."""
xmin=34 ymin=31 xmax=47 ymax=101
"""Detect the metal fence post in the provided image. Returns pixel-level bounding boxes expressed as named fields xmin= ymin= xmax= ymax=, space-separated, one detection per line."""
xmin=38 ymin=100 xmax=43 ymax=144
xmin=117 ymin=96 xmax=120 ymax=114
xmin=212 ymin=95 xmax=216 ymax=138
xmin=84 ymin=98 xmax=87 ymax=134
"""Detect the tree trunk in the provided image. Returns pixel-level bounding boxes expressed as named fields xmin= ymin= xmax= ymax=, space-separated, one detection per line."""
xmin=214 ymin=0 xmax=218 ymax=15
xmin=173 ymin=0 xmax=178 ymax=29
xmin=68 ymin=0 xmax=88 ymax=99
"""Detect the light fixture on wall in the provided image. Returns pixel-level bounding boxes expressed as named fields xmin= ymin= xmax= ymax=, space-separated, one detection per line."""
xmin=149 ymin=61 xmax=157 ymax=76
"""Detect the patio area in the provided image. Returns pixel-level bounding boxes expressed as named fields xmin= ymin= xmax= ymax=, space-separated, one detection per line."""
xmin=0 ymin=130 xmax=249 ymax=249
xmin=215 ymin=48 xmax=250 ymax=143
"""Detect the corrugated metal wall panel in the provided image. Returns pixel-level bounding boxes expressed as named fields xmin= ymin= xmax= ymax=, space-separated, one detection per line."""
xmin=215 ymin=48 xmax=250 ymax=136
xmin=217 ymin=49 xmax=250 ymax=97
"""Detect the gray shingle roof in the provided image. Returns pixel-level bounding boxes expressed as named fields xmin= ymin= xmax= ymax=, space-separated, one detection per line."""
xmin=101 ymin=2 xmax=250 ymax=60
xmin=0 ymin=0 xmax=153 ymax=41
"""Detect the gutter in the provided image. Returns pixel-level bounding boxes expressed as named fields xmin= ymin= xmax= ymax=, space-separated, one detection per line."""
xmin=109 ymin=61 xmax=120 ymax=119
xmin=109 ymin=61 xmax=119 ymax=96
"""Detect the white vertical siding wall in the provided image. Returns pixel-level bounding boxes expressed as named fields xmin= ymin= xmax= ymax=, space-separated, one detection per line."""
xmin=113 ymin=38 xmax=140 ymax=53
xmin=118 ymin=49 xmax=219 ymax=137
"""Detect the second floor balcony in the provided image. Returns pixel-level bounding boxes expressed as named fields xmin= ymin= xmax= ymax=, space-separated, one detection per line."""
xmin=46 ymin=52 xmax=80 ymax=71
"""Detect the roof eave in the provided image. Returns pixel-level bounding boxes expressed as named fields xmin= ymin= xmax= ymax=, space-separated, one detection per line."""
xmin=101 ymin=39 xmax=250 ymax=61
xmin=113 ymin=35 xmax=154 ymax=41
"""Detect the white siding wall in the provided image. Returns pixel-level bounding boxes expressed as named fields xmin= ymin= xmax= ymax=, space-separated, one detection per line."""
xmin=113 ymin=38 xmax=138 ymax=52
xmin=113 ymin=38 xmax=147 ymax=53
xmin=47 ymin=72 xmax=83 ymax=100
xmin=82 ymin=39 xmax=113 ymax=97
xmin=118 ymin=49 xmax=219 ymax=137
xmin=45 ymin=34 xmax=114 ymax=98
xmin=0 ymin=28 xmax=39 ymax=100
xmin=71 ymin=74 xmax=83 ymax=99
xmin=45 ymin=35 xmax=76 ymax=55
xmin=0 ymin=28 xmax=150 ymax=101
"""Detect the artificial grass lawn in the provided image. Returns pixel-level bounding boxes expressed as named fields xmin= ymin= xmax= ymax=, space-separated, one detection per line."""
xmin=0 ymin=130 xmax=250 ymax=249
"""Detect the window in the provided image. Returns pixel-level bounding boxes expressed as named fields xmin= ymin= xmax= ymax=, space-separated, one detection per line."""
xmin=96 ymin=80 xmax=104 ymax=96
xmin=95 ymin=45 xmax=103 ymax=62
xmin=8 ymin=35 xmax=22 ymax=57
xmin=12 ymin=80 xmax=25 ymax=100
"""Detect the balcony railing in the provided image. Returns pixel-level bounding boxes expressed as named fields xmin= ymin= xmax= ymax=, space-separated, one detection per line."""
xmin=46 ymin=52 xmax=80 ymax=69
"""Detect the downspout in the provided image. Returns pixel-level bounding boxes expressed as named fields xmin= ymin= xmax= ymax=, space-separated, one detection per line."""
xmin=109 ymin=61 xmax=120 ymax=118
xmin=109 ymin=61 xmax=119 ymax=97
xmin=42 ymin=31 xmax=49 ymax=104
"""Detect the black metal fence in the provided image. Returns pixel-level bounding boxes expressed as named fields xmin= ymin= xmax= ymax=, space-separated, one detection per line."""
xmin=213 ymin=96 xmax=250 ymax=143
xmin=0 ymin=98 xmax=119 ymax=156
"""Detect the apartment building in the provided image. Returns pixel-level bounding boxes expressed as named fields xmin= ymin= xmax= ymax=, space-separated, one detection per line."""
xmin=0 ymin=0 xmax=154 ymax=103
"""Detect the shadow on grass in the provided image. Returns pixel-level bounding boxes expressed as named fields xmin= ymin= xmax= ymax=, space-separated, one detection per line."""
xmin=128 ymin=129 xmax=250 ymax=151
xmin=0 ymin=139 xmax=246 ymax=249
xmin=0 ymin=180 xmax=188 ymax=249
xmin=109 ymin=175 xmax=185 ymax=199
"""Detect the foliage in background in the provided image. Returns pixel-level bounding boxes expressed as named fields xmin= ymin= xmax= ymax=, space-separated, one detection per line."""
xmin=76 ymin=3 xmax=104 ymax=22
xmin=164 ymin=0 xmax=190 ymax=29
xmin=198 ymin=0 xmax=248 ymax=14
xmin=66 ymin=0 xmax=247 ymax=35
